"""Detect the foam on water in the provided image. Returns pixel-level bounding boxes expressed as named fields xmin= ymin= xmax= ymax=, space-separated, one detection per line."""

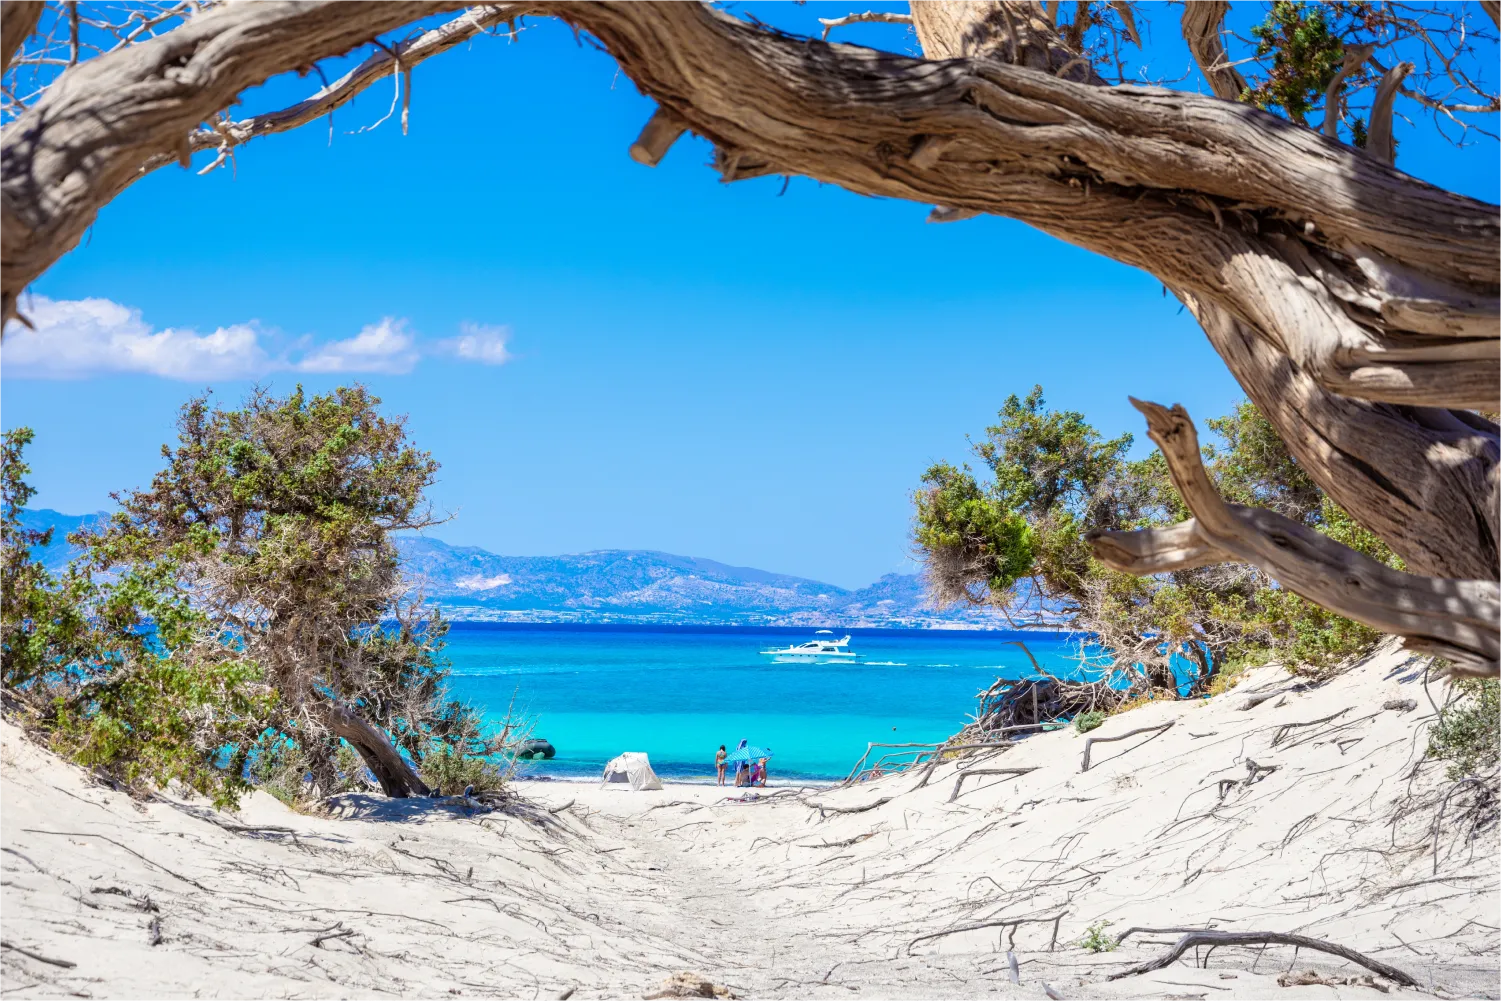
xmin=444 ymin=624 xmax=1087 ymax=782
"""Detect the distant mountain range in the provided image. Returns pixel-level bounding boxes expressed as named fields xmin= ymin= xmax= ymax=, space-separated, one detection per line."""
xmin=19 ymin=509 xmax=1047 ymax=629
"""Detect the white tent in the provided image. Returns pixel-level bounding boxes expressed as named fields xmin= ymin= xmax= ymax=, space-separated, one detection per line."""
xmin=600 ymin=752 xmax=663 ymax=792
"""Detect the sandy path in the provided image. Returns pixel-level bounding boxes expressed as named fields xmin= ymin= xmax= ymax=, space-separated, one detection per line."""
xmin=4 ymin=642 xmax=1498 ymax=999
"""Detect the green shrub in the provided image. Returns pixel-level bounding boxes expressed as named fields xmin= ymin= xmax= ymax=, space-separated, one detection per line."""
xmin=1074 ymin=711 xmax=1106 ymax=734
xmin=50 ymin=656 xmax=273 ymax=810
xmin=419 ymin=743 xmax=506 ymax=796
xmin=1428 ymin=678 xmax=1500 ymax=780
xmin=1079 ymin=920 xmax=1115 ymax=953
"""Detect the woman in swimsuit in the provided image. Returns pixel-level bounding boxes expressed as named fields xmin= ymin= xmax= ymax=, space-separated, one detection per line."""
xmin=715 ymin=745 xmax=727 ymax=786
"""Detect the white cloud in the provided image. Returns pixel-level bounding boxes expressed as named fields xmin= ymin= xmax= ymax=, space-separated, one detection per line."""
xmin=1 ymin=295 xmax=270 ymax=380
xmin=295 ymin=317 xmax=420 ymax=375
xmin=1 ymin=298 xmax=438 ymax=381
xmin=439 ymin=322 xmax=511 ymax=366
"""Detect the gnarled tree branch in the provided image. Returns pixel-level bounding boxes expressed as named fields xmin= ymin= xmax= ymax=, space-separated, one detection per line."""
xmin=1180 ymin=1 xmax=1245 ymax=101
xmin=1087 ymin=399 xmax=1499 ymax=676
xmin=1367 ymin=60 xmax=1414 ymax=166
xmin=319 ymin=702 xmax=430 ymax=798
xmin=1322 ymin=42 xmax=1376 ymax=138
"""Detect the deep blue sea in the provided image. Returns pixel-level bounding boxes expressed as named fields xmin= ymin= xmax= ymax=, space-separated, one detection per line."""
xmin=444 ymin=624 xmax=1087 ymax=783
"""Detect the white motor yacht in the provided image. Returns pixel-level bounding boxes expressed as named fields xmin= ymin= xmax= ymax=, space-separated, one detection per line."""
xmin=760 ymin=630 xmax=857 ymax=663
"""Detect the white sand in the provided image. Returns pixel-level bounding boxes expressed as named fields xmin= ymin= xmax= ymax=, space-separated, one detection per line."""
xmin=3 ymin=642 xmax=1497 ymax=999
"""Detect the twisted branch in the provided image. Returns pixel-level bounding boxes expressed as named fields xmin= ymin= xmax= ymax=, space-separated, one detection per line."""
xmin=1180 ymin=1 xmax=1244 ymax=101
xmin=1087 ymin=399 xmax=1499 ymax=676
xmin=183 ymin=4 xmax=523 ymax=161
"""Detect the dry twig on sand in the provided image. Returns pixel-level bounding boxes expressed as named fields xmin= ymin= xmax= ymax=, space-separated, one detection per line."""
xmin=948 ymin=767 xmax=1038 ymax=803
xmin=802 ymin=796 xmax=893 ymax=817
xmin=1081 ymin=722 xmax=1175 ymax=772
xmin=1106 ymin=930 xmax=1416 ymax=985
xmin=907 ymin=912 xmax=1067 ymax=956
xmin=0 ymin=940 xmax=76 ymax=968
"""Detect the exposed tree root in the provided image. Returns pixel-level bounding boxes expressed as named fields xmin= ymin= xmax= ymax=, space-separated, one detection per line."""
xmin=906 ymin=912 xmax=1067 ymax=957
xmin=1081 ymin=722 xmax=1175 ymax=772
xmin=1106 ymin=930 xmax=1417 ymax=985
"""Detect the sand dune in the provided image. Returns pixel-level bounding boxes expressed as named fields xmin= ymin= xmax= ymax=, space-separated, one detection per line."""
xmin=3 ymin=642 xmax=1496 ymax=999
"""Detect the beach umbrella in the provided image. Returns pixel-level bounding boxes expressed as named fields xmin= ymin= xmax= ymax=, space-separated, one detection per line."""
xmin=725 ymin=744 xmax=773 ymax=763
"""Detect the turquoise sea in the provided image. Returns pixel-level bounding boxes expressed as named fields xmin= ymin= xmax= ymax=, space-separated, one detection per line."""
xmin=444 ymin=624 xmax=1086 ymax=783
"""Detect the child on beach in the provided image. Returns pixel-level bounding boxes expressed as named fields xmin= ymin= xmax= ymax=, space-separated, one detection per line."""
xmin=715 ymin=745 xmax=727 ymax=786
xmin=757 ymin=757 xmax=769 ymax=787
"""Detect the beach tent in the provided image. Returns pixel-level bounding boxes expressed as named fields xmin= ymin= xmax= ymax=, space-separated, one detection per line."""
xmin=600 ymin=752 xmax=663 ymax=792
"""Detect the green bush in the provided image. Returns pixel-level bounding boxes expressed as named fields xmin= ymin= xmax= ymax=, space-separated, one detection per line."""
xmin=420 ymin=743 xmax=506 ymax=796
xmin=1074 ymin=711 xmax=1106 ymax=734
xmin=1079 ymin=920 xmax=1115 ymax=953
xmin=47 ymin=654 xmax=274 ymax=810
xmin=1428 ymin=678 xmax=1500 ymax=780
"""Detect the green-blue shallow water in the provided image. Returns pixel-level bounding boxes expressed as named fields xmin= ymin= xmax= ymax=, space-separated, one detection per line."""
xmin=443 ymin=624 xmax=1087 ymax=783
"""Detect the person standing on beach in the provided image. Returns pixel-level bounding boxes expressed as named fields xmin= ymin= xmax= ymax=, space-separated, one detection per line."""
xmin=757 ymin=757 xmax=769 ymax=787
xmin=715 ymin=745 xmax=727 ymax=786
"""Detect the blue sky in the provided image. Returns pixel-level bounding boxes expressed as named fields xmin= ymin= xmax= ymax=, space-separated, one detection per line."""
xmin=2 ymin=3 xmax=1496 ymax=589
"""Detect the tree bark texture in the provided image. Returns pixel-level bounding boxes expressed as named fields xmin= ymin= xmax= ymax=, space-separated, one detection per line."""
xmin=1089 ymin=400 xmax=1499 ymax=676
xmin=1 ymin=1 xmax=45 ymax=75
xmin=1 ymin=0 xmax=1496 ymax=585
xmin=909 ymin=0 xmax=1095 ymax=79
xmin=320 ymin=702 xmax=430 ymax=798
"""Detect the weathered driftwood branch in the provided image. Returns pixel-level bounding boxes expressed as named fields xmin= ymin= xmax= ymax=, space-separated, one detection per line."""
xmin=1112 ymin=925 xmax=1223 ymax=947
xmin=1087 ymin=400 xmax=1500 ymax=677
xmin=1106 ymin=930 xmax=1417 ymax=986
xmin=1080 ymin=721 xmax=1174 ymax=772
xmin=818 ymin=10 xmax=912 ymax=40
xmin=801 ymin=795 xmax=894 ymax=817
xmin=1238 ymin=681 xmax=1312 ymax=711
xmin=1272 ymin=709 xmax=1350 ymax=747
xmin=1367 ymin=61 xmax=1414 ymax=166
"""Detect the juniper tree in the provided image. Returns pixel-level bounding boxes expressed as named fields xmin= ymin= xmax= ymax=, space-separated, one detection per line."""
xmin=915 ymin=389 xmax=1392 ymax=694
xmin=79 ymin=385 xmax=494 ymax=797
xmin=1 ymin=427 xmax=94 ymax=692
xmin=1 ymin=1 xmax=1495 ymax=672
